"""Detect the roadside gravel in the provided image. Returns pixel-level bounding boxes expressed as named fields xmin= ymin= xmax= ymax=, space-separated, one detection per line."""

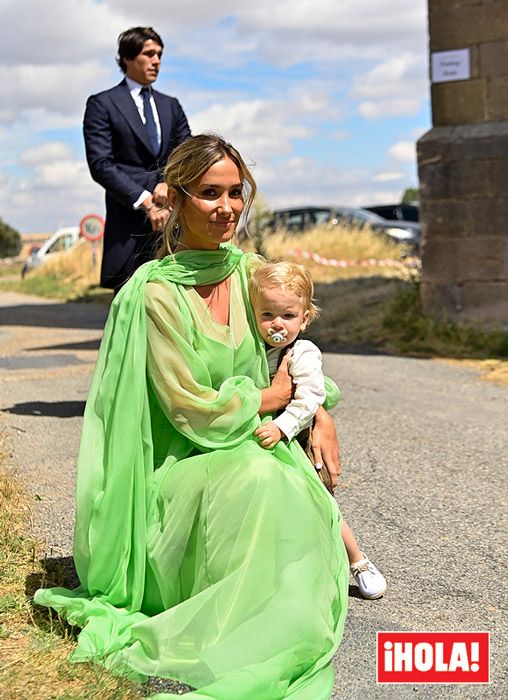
xmin=0 ymin=290 xmax=506 ymax=699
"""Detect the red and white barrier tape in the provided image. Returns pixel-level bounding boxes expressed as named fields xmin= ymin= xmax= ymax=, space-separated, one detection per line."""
xmin=285 ymin=249 xmax=421 ymax=269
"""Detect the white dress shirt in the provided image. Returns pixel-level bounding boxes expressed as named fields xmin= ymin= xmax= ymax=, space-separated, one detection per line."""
xmin=125 ymin=76 xmax=162 ymax=210
xmin=266 ymin=339 xmax=326 ymax=441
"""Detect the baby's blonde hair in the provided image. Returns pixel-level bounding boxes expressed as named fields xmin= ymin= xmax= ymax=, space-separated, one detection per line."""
xmin=249 ymin=261 xmax=319 ymax=324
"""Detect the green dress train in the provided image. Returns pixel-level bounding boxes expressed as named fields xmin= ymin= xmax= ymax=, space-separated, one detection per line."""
xmin=34 ymin=245 xmax=349 ymax=699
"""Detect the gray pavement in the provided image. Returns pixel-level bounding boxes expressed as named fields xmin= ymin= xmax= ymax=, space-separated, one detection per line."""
xmin=0 ymin=290 xmax=506 ymax=698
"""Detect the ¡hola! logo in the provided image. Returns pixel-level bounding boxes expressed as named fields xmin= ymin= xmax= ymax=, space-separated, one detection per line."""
xmin=377 ymin=632 xmax=489 ymax=684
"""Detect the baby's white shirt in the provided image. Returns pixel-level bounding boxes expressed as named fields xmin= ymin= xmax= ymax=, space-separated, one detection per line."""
xmin=266 ymin=339 xmax=326 ymax=441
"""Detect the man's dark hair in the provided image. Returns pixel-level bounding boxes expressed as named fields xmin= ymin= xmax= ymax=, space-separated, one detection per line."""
xmin=116 ymin=27 xmax=164 ymax=73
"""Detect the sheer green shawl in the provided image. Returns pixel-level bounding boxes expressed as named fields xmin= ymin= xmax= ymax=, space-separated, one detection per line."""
xmin=71 ymin=245 xmax=250 ymax=611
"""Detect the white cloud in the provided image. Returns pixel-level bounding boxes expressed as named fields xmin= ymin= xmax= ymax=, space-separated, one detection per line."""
xmin=357 ymin=98 xmax=423 ymax=119
xmin=96 ymin=0 xmax=428 ymax=69
xmin=36 ymin=159 xmax=91 ymax=189
xmin=373 ymin=171 xmax=404 ymax=183
xmin=0 ymin=144 xmax=103 ymax=232
xmin=352 ymin=53 xmax=428 ymax=119
xmin=20 ymin=142 xmax=74 ymax=166
xmin=352 ymin=189 xmax=403 ymax=207
xmin=0 ymin=62 xmax=111 ymax=125
xmin=353 ymin=55 xmax=421 ymax=100
xmin=252 ymin=157 xmax=407 ymax=210
xmin=190 ymin=96 xmax=322 ymax=161
xmin=0 ymin=0 xmax=128 ymax=65
xmin=0 ymin=0 xmax=428 ymax=232
xmin=412 ymin=125 xmax=428 ymax=140
xmin=388 ymin=141 xmax=416 ymax=163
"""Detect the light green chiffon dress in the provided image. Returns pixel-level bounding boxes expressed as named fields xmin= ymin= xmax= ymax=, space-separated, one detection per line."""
xmin=34 ymin=245 xmax=349 ymax=699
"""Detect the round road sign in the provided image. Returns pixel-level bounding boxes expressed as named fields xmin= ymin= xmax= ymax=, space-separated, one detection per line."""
xmin=80 ymin=214 xmax=105 ymax=241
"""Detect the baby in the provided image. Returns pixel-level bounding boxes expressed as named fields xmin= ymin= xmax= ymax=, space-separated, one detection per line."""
xmin=249 ymin=260 xmax=387 ymax=600
xmin=250 ymin=260 xmax=324 ymax=450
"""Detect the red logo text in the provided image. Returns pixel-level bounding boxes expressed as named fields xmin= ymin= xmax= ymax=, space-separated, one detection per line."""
xmin=377 ymin=632 xmax=489 ymax=684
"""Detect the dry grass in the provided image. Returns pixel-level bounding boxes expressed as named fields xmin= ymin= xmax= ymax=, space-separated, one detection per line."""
xmin=0 ymin=435 xmax=141 ymax=700
xmin=441 ymin=358 xmax=508 ymax=388
xmin=0 ymin=239 xmax=103 ymax=299
xmin=239 ymin=224 xmax=414 ymax=283
xmin=29 ymin=239 xmax=102 ymax=296
xmin=2 ymin=223 xmax=507 ymax=382
xmin=239 ymin=226 xmax=508 ymax=381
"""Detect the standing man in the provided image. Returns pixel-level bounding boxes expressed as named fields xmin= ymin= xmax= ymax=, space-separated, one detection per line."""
xmin=84 ymin=27 xmax=191 ymax=291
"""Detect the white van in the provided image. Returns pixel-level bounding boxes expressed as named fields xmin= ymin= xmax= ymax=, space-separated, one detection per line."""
xmin=21 ymin=226 xmax=80 ymax=277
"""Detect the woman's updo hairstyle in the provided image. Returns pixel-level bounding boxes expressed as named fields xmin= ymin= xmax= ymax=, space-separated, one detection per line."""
xmin=158 ymin=134 xmax=257 ymax=257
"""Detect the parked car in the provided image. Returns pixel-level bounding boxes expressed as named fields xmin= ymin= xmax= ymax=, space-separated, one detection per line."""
xmin=21 ymin=226 xmax=80 ymax=277
xmin=265 ymin=206 xmax=421 ymax=253
xmin=267 ymin=207 xmax=334 ymax=232
xmin=364 ymin=203 xmax=419 ymax=223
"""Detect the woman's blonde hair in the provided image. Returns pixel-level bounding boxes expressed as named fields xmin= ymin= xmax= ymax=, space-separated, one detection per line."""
xmin=158 ymin=133 xmax=257 ymax=257
xmin=249 ymin=261 xmax=320 ymax=324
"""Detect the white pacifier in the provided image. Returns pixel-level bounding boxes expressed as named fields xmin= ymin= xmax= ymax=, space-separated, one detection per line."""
xmin=267 ymin=328 xmax=287 ymax=344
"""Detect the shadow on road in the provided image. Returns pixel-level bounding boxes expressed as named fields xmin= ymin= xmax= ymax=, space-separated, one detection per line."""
xmin=2 ymin=400 xmax=86 ymax=418
xmin=29 ymin=339 xmax=102 ymax=352
xmin=26 ymin=556 xmax=80 ymax=643
xmin=26 ymin=555 xmax=79 ymax=597
xmin=0 ymin=302 xmax=108 ymax=330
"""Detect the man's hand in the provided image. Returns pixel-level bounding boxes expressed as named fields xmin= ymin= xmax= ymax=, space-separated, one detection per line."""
xmin=141 ymin=194 xmax=169 ymax=232
xmin=311 ymin=406 xmax=341 ymax=491
xmin=255 ymin=422 xmax=283 ymax=449
xmin=146 ymin=205 xmax=169 ymax=232
xmin=152 ymin=183 xmax=169 ymax=208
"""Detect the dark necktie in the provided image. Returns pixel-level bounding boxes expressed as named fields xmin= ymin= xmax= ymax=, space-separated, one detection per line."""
xmin=140 ymin=87 xmax=159 ymax=155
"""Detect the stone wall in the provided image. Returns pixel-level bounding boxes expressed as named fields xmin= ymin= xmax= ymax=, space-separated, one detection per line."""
xmin=417 ymin=0 xmax=508 ymax=328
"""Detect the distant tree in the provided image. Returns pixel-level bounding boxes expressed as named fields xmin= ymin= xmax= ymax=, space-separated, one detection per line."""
xmin=401 ymin=187 xmax=419 ymax=204
xmin=0 ymin=217 xmax=21 ymax=258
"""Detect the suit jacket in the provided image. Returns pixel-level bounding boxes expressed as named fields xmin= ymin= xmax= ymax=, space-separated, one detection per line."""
xmin=83 ymin=79 xmax=191 ymax=289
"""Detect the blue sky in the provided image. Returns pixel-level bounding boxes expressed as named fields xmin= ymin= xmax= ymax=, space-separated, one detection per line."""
xmin=0 ymin=0 xmax=429 ymax=233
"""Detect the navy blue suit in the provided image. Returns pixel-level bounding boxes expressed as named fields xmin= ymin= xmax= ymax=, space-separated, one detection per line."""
xmin=83 ymin=79 xmax=191 ymax=289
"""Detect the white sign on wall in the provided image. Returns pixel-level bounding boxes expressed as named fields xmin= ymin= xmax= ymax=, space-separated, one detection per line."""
xmin=431 ymin=49 xmax=470 ymax=83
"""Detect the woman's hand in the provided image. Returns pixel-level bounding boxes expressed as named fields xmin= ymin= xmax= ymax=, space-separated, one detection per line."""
xmin=259 ymin=354 xmax=293 ymax=414
xmin=311 ymin=406 xmax=341 ymax=491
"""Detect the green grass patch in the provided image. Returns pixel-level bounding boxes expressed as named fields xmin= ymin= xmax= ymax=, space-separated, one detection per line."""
xmin=0 ymin=262 xmax=22 ymax=278
xmin=382 ymin=279 xmax=508 ymax=358
xmin=0 ymin=274 xmax=76 ymax=299
xmin=0 ymin=276 xmax=113 ymax=304
xmin=310 ymin=275 xmax=508 ymax=362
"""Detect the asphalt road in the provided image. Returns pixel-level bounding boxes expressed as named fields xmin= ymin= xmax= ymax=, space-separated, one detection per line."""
xmin=0 ymin=290 xmax=506 ymax=699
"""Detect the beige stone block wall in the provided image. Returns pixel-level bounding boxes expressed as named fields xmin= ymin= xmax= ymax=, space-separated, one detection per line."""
xmin=488 ymin=77 xmax=508 ymax=120
xmin=429 ymin=1 xmax=508 ymax=126
xmin=417 ymin=124 xmax=508 ymax=327
xmin=421 ymin=280 xmax=508 ymax=325
xmin=418 ymin=2 xmax=508 ymax=327
xmin=431 ymin=81 xmax=486 ymax=125
xmin=480 ymin=40 xmax=508 ymax=77
xmin=429 ymin=1 xmax=508 ymax=50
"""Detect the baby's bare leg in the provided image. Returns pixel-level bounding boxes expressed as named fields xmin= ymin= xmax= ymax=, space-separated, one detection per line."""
xmin=341 ymin=519 xmax=363 ymax=564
